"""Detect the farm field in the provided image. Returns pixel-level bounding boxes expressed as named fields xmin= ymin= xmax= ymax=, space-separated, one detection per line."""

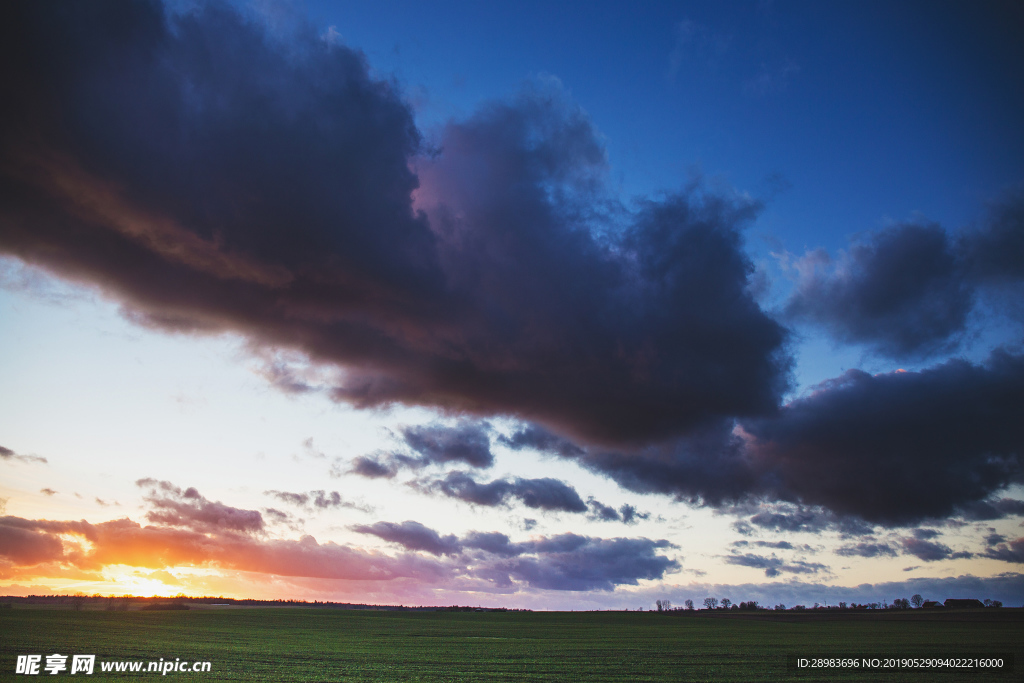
xmin=1 ymin=607 xmax=1021 ymax=682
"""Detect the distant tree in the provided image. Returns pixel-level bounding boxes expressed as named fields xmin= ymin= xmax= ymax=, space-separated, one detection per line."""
xmin=838 ymin=602 xmax=847 ymax=609
xmin=893 ymin=598 xmax=910 ymax=609
xmin=990 ymin=600 xmax=1002 ymax=608
xmin=656 ymin=600 xmax=663 ymax=612
xmin=911 ymin=594 xmax=924 ymax=608
xmin=774 ymin=604 xmax=786 ymax=611
xmin=703 ymin=597 xmax=718 ymax=610
xmin=662 ymin=600 xmax=671 ymax=611
xmin=720 ymin=598 xmax=731 ymax=610
xmin=684 ymin=599 xmax=694 ymax=611
xmin=71 ymin=593 xmax=86 ymax=611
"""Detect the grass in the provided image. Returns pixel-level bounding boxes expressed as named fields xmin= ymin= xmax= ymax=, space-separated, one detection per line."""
xmin=1 ymin=607 xmax=1020 ymax=681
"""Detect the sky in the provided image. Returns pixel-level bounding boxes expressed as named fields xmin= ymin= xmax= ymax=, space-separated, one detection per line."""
xmin=1 ymin=0 xmax=1023 ymax=610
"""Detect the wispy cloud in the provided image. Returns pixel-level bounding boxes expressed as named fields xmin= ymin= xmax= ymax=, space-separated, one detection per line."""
xmin=0 ymin=445 xmax=47 ymax=465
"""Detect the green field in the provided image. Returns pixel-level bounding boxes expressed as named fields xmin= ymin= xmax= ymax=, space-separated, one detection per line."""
xmin=1 ymin=607 xmax=1021 ymax=682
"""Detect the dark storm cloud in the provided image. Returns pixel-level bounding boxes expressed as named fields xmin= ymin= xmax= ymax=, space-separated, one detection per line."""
xmin=0 ymin=445 xmax=47 ymax=464
xmin=724 ymin=552 xmax=828 ymax=578
xmin=0 ymin=0 xmax=788 ymax=451
xmin=785 ymin=190 xmax=1024 ymax=359
xmin=136 ymin=479 xmax=264 ymax=534
xmin=786 ymin=223 xmax=971 ymax=358
xmin=501 ymin=421 xmax=756 ymax=505
xmin=743 ymin=349 xmax=1024 ymax=525
xmin=963 ymin=187 xmax=1024 ymax=287
xmin=417 ymin=471 xmax=588 ymax=513
xmin=351 ymin=520 xmax=461 ymax=556
xmin=954 ymin=497 xmax=1024 ymax=521
xmin=573 ymin=420 xmax=763 ymax=506
xmin=489 ymin=359 xmax=1023 ymax=528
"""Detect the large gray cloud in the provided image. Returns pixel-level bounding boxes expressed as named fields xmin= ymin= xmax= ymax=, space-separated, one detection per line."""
xmin=509 ymin=347 xmax=1024 ymax=526
xmin=785 ymin=189 xmax=1024 ymax=359
xmin=785 ymin=223 xmax=972 ymax=358
xmin=0 ymin=0 xmax=788 ymax=450
xmin=743 ymin=350 xmax=1024 ymax=525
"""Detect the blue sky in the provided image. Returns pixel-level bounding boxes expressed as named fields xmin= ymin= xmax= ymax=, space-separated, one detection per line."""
xmin=1 ymin=0 xmax=1023 ymax=609
xmin=299 ymin=0 xmax=1023 ymax=242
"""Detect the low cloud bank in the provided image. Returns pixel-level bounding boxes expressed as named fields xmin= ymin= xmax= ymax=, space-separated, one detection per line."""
xmin=0 ymin=481 xmax=679 ymax=593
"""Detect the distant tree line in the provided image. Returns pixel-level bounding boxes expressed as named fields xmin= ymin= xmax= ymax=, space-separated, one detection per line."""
xmin=0 ymin=595 xmax=531 ymax=612
xmin=652 ymin=593 xmax=1007 ymax=612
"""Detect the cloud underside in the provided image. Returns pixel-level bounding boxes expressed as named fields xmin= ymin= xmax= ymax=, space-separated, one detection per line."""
xmin=0 ymin=0 xmax=1021 ymax=526
xmin=505 ymin=350 xmax=1024 ymax=525
xmin=0 ymin=0 xmax=786 ymax=448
